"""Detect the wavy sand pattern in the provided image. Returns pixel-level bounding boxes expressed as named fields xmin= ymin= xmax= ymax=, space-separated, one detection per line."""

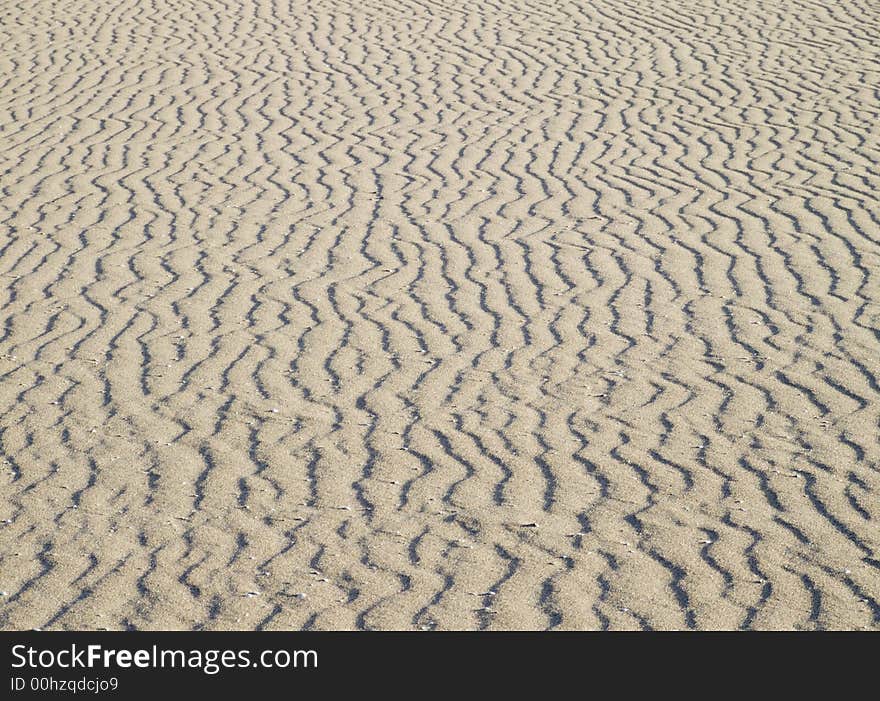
xmin=1 ymin=0 xmax=879 ymax=631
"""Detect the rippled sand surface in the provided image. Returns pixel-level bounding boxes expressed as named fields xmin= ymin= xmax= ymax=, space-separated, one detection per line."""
xmin=1 ymin=0 xmax=879 ymax=630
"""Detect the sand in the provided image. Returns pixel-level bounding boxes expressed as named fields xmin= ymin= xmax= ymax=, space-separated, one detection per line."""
xmin=0 ymin=0 xmax=878 ymax=631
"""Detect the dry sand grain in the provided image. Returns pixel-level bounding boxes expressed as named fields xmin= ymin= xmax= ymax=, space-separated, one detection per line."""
xmin=1 ymin=0 xmax=879 ymax=630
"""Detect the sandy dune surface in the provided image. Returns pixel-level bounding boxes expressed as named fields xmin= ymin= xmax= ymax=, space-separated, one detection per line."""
xmin=1 ymin=0 xmax=879 ymax=631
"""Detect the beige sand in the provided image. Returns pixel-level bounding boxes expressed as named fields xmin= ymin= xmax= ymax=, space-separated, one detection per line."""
xmin=0 ymin=0 xmax=878 ymax=631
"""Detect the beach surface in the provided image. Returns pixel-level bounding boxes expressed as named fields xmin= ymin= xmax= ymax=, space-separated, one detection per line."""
xmin=1 ymin=0 xmax=879 ymax=630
